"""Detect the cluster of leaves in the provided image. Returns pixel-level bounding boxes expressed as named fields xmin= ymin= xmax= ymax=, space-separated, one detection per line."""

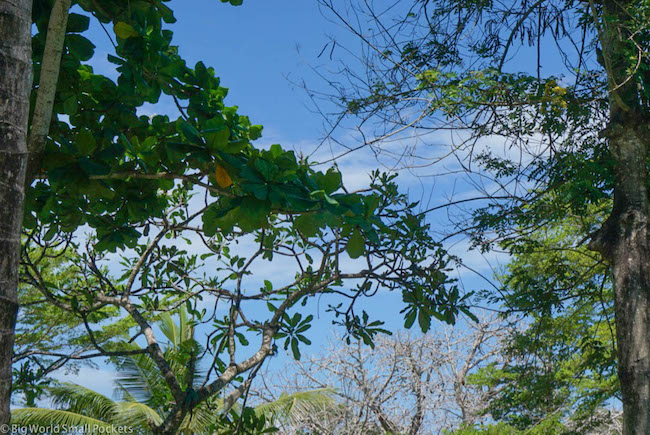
xmin=17 ymin=165 xmax=472 ymax=433
xmin=467 ymin=205 xmax=619 ymax=432
xmin=28 ymin=0 xmax=365 ymax=255
xmin=16 ymin=1 xmax=482 ymax=432
xmin=14 ymin=238 xmax=129 ymax=406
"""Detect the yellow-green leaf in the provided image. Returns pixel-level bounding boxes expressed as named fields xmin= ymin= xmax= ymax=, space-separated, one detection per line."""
xmin=114 ymin=22 xmax=138 ymax=39
xmin=215 ymin=164 xmax=233 ymax=188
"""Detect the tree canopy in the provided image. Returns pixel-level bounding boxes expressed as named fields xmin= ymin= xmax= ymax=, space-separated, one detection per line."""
xmin=0 ymin=0 xmax=478 ymax=433
xmin=310 ymin=0 xmax=648 ymax=432
xmin=3 ymin=0 xmax=649 ymax=432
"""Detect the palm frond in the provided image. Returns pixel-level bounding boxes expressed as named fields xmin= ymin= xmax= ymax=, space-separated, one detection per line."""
xmin=158 ymin=311 xmax=180 ymax=348
xmin=12 ymin=408 xmax=117 ymax=431
xmin=178 ymin=395 xmax=225 ymax=433
xmin=159 ymin=308 xmax=193 ymax=347
xmin=255 ymin=388 xmax=338 ymax=425
xmin=115 ymin=349 xmax=168 ymax=406
xmin=47 ymin=382 xmax=117 ymax=422
xmin=113 ymin=401 xmax=163 ymax=430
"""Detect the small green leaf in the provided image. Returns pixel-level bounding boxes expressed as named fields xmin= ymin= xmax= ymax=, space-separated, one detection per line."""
xmin=346 ymin=229 xmax=365 ymax=259
xmin=203 ymin=117 xmax=230 ymax=150
xmin=249 ymin=125 xmax=263 ymax=140
xmin=418 ymin=309 xmax=431 ymax=333
xmin=294 ymin=214 xmax=322 ymax=237
xmin=114 ymin=22 xmax=139 ymax=39
xmin=76 ymin=130 xmax=97 ymax=155
xmin=315 ymin=169 xmax=342 ymax=194
xmin=67 ymin=13 xmax=90 ymax=33
xmin=66 ymin=34 xmax=95 ymax=60
xmin=291 ymin=338 xmax=301 ymax=360
xmin=63 ymin=96 xmax=78 ymax=115
xmin=177 ymin=120 xmax=202 ymax=144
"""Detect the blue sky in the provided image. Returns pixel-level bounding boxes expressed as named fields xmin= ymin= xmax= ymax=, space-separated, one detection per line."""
xmin=155 ymin=0 xmax=347 ymax=143
xmin=45 ymin=0 xmax=512 ymax=403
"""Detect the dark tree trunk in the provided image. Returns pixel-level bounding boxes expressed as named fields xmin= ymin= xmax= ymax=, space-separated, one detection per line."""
xmin=0 ymin=0 xmax=32 ymax=425
xmin=599 ymin=121 xmax=650 ymax=435
xmin=587 ymin=0 xmax=650 ymax=431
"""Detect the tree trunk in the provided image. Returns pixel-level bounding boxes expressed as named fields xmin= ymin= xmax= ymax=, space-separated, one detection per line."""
xmin=26 ymin=0 xmax=71 ymax=185
xmin=0 ymin=0 xmax=33 ymax=425
xmin=588 ymin=0 xmax=650 ymax=430
xmin=592 ymin=115 xmax=650 ymax=434
xmin=602 ymin=122 xmax=650 ymax=435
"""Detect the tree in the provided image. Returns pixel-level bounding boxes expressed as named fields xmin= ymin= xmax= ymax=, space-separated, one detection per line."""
xmin=12 ymin=245 xmax=128 ymax=407
xmin=469 ymin=205 xmax=620 ymax=432
xmin=0 ymin=0 xmax=32 ymax=425
xmin=0 ymin=0 xmax=469 ymax=428
xmin=12 ymin=310 xmax=336 ymax=434
xmin=256 ymin=318 xmax=506 ymax=434
xmin=311 ymin=0 xmax=649 ymax=431
xmin=19 ymin=168 xmax=467 ymax=434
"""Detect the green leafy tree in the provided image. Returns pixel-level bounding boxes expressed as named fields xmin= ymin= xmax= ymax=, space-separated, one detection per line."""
xmin=312 ymin=0 xmax=649 ymax=431
xmin=12 ymin=310 xmax=337 ymax=434
xmin=13 ymin=244 xmax=131 ymax=407
xmin=0 ymin=0 xmax=468 ymax=428
xmin=465 ymin=205 xmax=619 ymax=432
xmin=19 ymin=168 xmax=466 ymax=434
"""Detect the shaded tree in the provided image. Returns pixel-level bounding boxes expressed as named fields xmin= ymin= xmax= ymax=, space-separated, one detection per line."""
xmin=310 ymin=0 xmax=649 ymax=431
xmin=12 ymin=310 xmax=336 ymax=434
xmin=0 ymin=0 xmax=468 ymax=428
xmin=18 ymin=169 xmax=467 ymax=434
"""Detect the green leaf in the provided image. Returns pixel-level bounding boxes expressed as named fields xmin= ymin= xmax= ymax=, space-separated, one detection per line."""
xmin=63 ymin=96 xmax=78 ymax=116
xmin=43 ymin=225 xmax=57 ymax=242
xmin=311 ymin=190 xmax=339 ymax=206
xmin=290 ymin=338 xmax=301 ymax=360
xmin=417 ymin=309 xmax=431 ymax=333
xmin=177 ymin=120 xmax=202 ymax=144
xmin=241 ymin=183 xmax=268 ymax=200
xmin=269 ymin=144 xmax=283 ymax=158
xmin=114 ymin=22 xmax=139 ymax=39
xmin=404 ymin=310 xmax=416 ymax=329
xmin=346 ymin=229 xmax=365 ymax=259
xmin=293 ymin=214 xmax=322 ymax=237
xmin=66 ymin=13 xmax=90 ymax=33
xmin=66 ymin=35 xmax=95 ymax=61
xmin=249 ymin=125 xmax=263 ymax=140
xmin=202 ymin=117 xmax=230 ymax=150
xmin=76 ymin=130 xmax=97 ymax=156
xmin=253 ymin=158 xmax=278 ymax=181
xmin=297 ymin=335 xmax=311 ymax=345
xmin=315 ymin=169 xmax=342 ymax=194
xmin=78 ymin=158 xmax=110 ymax=176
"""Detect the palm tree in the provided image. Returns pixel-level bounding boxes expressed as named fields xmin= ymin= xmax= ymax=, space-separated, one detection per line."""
xmin=11 ymin=310 xmax=336 ymax=434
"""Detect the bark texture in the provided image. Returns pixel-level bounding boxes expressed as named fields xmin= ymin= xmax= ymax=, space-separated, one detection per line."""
xmin=0 ymin=0 xmax=32 ymax=425
xmin=591 ymin=0 xmax=650 ymax=431
xmin=26 ymin=0 xmax=71 ymax=184
xmin=605 ymin=124 xmax=650 ymax=435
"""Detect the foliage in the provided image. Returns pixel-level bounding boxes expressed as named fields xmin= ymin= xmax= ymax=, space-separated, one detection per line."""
xmin=311 ymin=0 xmax=650 ymax=428
xmin=12 ymin=310 xmax=335 ymax=434
xmin=17 ymin=0 xmax=475 ymax=431
xmin=467 ymin=205 xmax=620 ymax=432
xmin=13 ymin=245 xmax=128 ymax=406
xmin=29 ymin=0 xmax=385 ymax=254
